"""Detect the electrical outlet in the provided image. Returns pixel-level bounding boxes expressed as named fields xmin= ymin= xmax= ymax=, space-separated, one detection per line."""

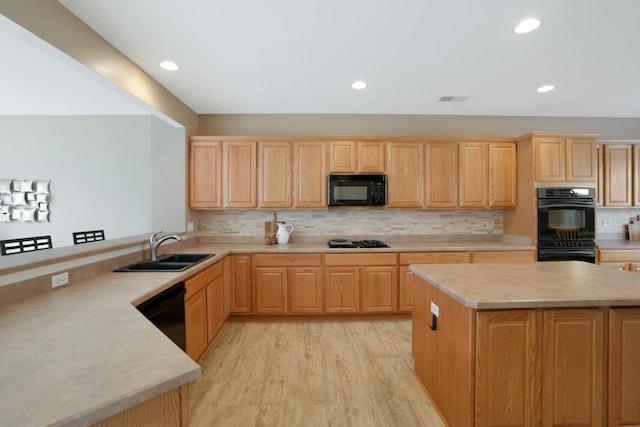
xmin=187 ymin=222 xmax=194 ymax=232
xmin=430 ymin=302 xmax=439 ymax=317
xmin=52 ymin=272 xmax=69 ymax=288
xmin=602 ymin=219 xmax=611 ymax=228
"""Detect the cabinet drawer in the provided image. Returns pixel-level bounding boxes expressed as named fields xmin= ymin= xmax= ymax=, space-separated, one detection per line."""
xmin=253 ymin=254 xmax=322 ymax=267
xmin=471 ymin=250 xmax=534 ymax=263
xmin=399 ymin=251 xmax=470 ymax=265
xmin=598 ymin=250 xmax=640 ymax=263
xmin=325 ymin=253 xmax=397 ymax=266
xmin=185 ymin=262 xmax=221 ymax=298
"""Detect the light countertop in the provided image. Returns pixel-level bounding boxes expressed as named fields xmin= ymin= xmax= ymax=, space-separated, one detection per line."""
xmin=410 ymin=261 xmax=640 ymax=310
xmin=597 ymin=239 xmax=640 ymax=250
xmin=0 ymin=239 xmax=534 ymax=426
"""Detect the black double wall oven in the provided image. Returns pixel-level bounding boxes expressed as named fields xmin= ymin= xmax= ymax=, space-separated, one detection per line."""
xmin=537 ymin=187 xmax=596 ymax=263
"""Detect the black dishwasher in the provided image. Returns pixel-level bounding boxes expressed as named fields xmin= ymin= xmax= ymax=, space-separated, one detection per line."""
xmin=136 ymin=282 xmax=186 ymax=351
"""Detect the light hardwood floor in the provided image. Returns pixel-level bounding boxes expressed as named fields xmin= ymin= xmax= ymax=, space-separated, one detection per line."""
xmin=189 ymin=319 xmax=445 ymax=426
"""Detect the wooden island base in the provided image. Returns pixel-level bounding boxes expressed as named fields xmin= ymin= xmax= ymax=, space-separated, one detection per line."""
xmin=410 ymin=262 xmax=640 ymax=427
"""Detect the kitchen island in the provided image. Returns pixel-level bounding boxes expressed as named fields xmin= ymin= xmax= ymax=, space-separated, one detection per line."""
xmin=410 ymin=261 xmax=640 ymax=427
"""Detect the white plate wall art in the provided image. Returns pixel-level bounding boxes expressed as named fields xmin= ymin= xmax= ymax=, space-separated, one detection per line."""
xmin=0 ymin=179 xmax=50 ymax=223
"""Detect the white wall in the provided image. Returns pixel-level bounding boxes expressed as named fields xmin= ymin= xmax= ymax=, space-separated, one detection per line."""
xmin=0 ymin=115 xmax=186 ymax=248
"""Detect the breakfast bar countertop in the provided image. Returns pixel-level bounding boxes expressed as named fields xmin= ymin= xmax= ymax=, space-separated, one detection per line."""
xmin=410 ymin=260 xmax=640 ymax=310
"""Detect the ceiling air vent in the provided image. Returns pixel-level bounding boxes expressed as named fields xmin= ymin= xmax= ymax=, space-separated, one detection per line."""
xmin=438 ymin=96 xmax=468 ymax=102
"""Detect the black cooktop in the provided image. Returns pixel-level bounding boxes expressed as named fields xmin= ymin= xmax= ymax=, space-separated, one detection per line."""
xmin=328 ymin=239 xmax=389 ymax=248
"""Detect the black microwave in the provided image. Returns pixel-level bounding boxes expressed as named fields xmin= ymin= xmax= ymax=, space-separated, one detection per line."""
xmin=328 ymin=174 xmax=386 ymax=206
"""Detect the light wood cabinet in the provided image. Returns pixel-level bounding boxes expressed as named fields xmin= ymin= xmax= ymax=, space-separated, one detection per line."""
xmin=386 ymin=142 xmax=424 ymax=208
xmin=459 ymin=142 xmax=488 ymax=208
xmin=535 ymin=137 xmax=597 ymax=182
xmin=476 ymin=310 xmax=541 ymax=427
xmin=357 ymin=141 xmax=385 ymax=173
xmin=597 ymin=144 xmax=604 ymax=206
xmin=258 ymin=141 xmax=291 ymax=208
xmin=609 ymin=308 xmax=640 ymax=426
xmin=598 ymin=249 xmax=640 ymax=272
xmin=189 ymin=140 xmax=222 ymax=208
xmin=604 ymin=144 xmax=632 ymax=207
xmin=223 ymin=141 xmax=257 ymax=208
xmin=294 ymin=141 xmax=327 ymax=208
xmin=206 ymin=276 xmax=224 ymax=342
xmin=633 ymin=145 xmax=640 ymax=207
xmin=488 ymin=142 xmax=517 ymax=207
xmin=253 ymin=254 xmax=323 ymax=314
xmin=425 ymin=142 xmax=458 ymax=208
xmin=542 ymin=309 xmax=605 ymax=426
xmin=222 ymin=256 xmax=231 ymax=320
xmin=229 ymin=255 xmax=252 ymax=314
xmin=361 ymin=266 xmax=397 ymax=313
xmin=328 ymin=140 xmax=356 ymax=173
xmin=324 ymin=267 xmax=360 ymax=313
xmin=184 ymin=288 xmax=207 ymax=360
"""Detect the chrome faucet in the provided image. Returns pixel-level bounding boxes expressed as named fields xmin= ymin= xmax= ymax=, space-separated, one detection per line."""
xmin=149 ymin=231 xmax=183 ymax=261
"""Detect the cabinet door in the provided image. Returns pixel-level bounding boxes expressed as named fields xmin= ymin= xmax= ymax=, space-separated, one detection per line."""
xmin=609 ymin=308 xmax=640 ymax=426
xmin=329 ymin=140 xmax=356 ymax=173
xmin=325 ymin=267 xmax=359 ymax=313
xmin=294 ymin=141 xmax=327 ymax=208
xmin=634 ymin=145 xmax=640 ymax=207
xmin=535 ymin=138 xmax=565 ymax=182
xmin=258 ymin=141 xmax=291 ymax=208
xmin=230 ymin=255 xmax=252 ymax=313
xmin=386 ymin=142 xmax=424 ymax=208
xmin=223 ymin=141 xmax=257 ymax=208
xmin=566 ymin=137 xmax=597 ymax=181
xmin=425 ymin=142 xmax=458 ymax=208
xmin=542 ymin=309 xmax=605 ymax=427
xmin=185 ymin=289 xmax=208 ymax=361
xmin=476 ymin=310 xmax=542 ymax=427
xmin=206 ymin=276 xmax=224 ymax=342
xmin=288 ymin=267 xmax=323 ymax=313
xmin=254 ymin=267 xmax=287 ymax=314
xmin=222 ymin=256 xmax=231 ymax=320
xmin=189 ymin=140 xmax=222 ymax=208
xmin=488 ymin=143 xmax=516 ymax=208
xmin=357 ymin=141 xmax=385 ymax=173
xmin=459 ymin=143 xmax=488 ymax=208
xmin=398 ymin=266 xmax=413 ymax=312
xmin=361 ymin=266 xmax=397 ymax=313
xmin=596 ymin=144 xmax=604 ymax=207
xmin=604 ymin=144 xmax=632 ymax=207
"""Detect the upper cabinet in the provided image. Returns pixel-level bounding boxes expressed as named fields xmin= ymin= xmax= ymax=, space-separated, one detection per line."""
xmin=258 ymin=141 xmax=292 ymax=208
xmin=328 ymin=140 xmax=385 ymax=173
xmin=386 ymin=142 xmax=424 ymax=208
xmin=425 ymin=142 xmax=458 ymax=208
xmin=294 ymin=141 xmax=327 ymax=208
xmin=223 ymin=141 xmax=257 ymax=208
xmin=603 ymin=144 xmax=632 ymax=207
xmin=533 ymin=135 xmax=597 ymax=183
xmin=189 ymin=139 xmax=222 ymax=209
xmin=489 ymin=143 xmax=517 ymax=207
xmin=459 ymin=143 xmax=488 ymax=208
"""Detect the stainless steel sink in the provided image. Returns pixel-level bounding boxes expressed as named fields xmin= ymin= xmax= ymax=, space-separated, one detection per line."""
xmin=114 ymin=253 xmax=214 ymax=272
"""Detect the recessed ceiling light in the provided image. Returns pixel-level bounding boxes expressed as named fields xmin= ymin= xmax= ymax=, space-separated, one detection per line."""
xmin=160 ymin=61 xmax=179 ymax=71
xmin=352 ymin=81 xmax=367 ymax=90
xmin=514 ymin=18 xmax=541 ymax=34
xmin=537 ymin=85 xmax=555 ymax=93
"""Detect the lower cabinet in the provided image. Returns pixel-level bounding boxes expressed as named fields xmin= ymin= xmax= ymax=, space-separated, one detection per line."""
xmin=599 ymin=249 xmax=640 ymax=272
xmin=184 ymin=287 xmax=208 ymax=361
xmin=609 ymin=308 xmax=640 ymax=426
xmin=206 ymin=275 xmax=224 ymax=342
xmin=325 ymin=267 xmax=360 ymax=313
xmin=229 ymin=255 xmax=252 ymax=313
xmin=288 ymin=267 xmax=323 ymax=313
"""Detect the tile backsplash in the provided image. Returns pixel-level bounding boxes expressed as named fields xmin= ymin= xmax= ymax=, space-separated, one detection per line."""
xmin=191 ymin=209 xmax=503 ymax=241
xmin=597 ymin=208 xmax=640 ymax=239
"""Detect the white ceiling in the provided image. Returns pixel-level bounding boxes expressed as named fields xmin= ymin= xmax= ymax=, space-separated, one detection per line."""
xmin=51 ymin=0 xmax=640 ymax=118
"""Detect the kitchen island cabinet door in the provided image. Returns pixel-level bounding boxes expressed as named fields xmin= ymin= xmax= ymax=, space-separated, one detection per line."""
xmin=223 ymin=141 xmax=257 ymax=208
xmin=609 ymin=308 xmax=640 ymax=427
xmin=476 ymin=310 xmax=542 ymax=427
xmin=425 ymin=142 xmax=458 ymax=208
xmin=361 ymin=266 xmax=397 ymax=313
xmin=254 ymin=267 xmax=287 ymax=314
xmin=325 ymin=267 xmax=359 ymax=313
xmin=386 ymin=142 xmax=424 ymax=208
xmin=185 ymin=288 xmax=208 ymax=361
xmin=542 ymin=309 xmax=605 ymax=427
xmin=189 ymin=140 xmax=222 ymax=208
xmin=258 ymin=141 xmax=291 ymax=208
xmin=288 ymin=267 xmax=323 ymax=313
xmin=294 ymin=141 xmax=327 ymax=208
